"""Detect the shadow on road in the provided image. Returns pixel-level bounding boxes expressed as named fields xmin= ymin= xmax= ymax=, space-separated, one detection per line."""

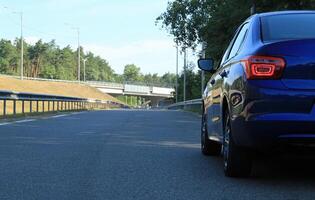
xmin=252 ymin=154 xmax=315 ymax=181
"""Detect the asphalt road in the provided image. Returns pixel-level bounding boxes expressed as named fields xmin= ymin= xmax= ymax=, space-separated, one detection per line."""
xmin=1 ymin=110 xmax=315 ymax=200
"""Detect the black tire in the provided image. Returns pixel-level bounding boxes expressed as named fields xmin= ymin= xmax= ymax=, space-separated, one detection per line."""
xmin=223 ymin=109 xmax=252 ymax=177
xmin=201 ymin=113 xmax=221 ymax=156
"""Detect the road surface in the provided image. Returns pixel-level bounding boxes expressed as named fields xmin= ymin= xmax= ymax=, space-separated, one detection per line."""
xmin=0 ymin=110 xmax=315 ymax=200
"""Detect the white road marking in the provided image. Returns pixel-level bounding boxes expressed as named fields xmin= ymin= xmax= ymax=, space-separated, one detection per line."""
xmin=0 ymin=119 xmax=36 ymax=126
xmin=49 ymin=114 xmax=67 ymax=119
xmin=0 ymin=122 xmax=11 ymax=126
xmin=0 ymin=111 xmax=87 ymax=127
xmin=14 ymin=119 xmax=36 ymax=123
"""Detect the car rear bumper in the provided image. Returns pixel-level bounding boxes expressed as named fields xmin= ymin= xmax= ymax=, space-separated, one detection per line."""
xmin=231 ymin=106 xmax=315 ymax=150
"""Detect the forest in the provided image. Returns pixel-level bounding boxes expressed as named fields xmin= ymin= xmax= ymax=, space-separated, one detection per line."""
xmin=0 ymin=38 xmax=176 ymax=87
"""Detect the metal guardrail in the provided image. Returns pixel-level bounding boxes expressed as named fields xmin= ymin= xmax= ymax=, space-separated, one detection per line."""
xmin=167 ymin=99 xmax=202 ymax=113
xmin=0 ymin=90 xmax=125 ymax=117
xmin=86 ymin=81 xmax=124 ymax=89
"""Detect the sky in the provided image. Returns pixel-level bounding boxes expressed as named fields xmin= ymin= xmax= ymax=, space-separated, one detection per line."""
xmin=0 ymin=0 xmax=199 ymax=75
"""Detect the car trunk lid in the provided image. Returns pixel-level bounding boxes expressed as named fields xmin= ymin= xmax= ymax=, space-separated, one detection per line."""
xmin=258 ymin=39 xmax=315 ymax=90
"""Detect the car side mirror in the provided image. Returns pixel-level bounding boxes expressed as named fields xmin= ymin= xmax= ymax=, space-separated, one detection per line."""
xmin=198 ymin=58 xmax=214 ymax=72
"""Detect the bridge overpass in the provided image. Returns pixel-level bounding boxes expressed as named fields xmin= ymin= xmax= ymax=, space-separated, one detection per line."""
xmin=87 ymin=81 xmax=175 ymax=106
xmin=0 ymin=75 xmax=175 ymax=107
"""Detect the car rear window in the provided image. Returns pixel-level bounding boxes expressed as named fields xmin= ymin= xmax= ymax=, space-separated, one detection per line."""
xmin=261 ymin=13 xmax=315 ymax=42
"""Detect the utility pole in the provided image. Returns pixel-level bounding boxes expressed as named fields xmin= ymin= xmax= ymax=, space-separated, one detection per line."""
xmin=175 ymin=45 xmax=179 ymax=103
xmin=65 ymin=23 xmax=81 ymax=82
xmin=4 ymin=7 xmax=23 ymax=79
xmin=183 ymin=48 xmax=187 ymax=102
xmin=201 ymin=42 xmax=207 ymax=97
xmin=77 ymin=28 xmax=80 ymax=82
xmin=20 ymin=12 xmax=23 ymax=80
xmin=83 ymin=58 xmax=87 ymax=82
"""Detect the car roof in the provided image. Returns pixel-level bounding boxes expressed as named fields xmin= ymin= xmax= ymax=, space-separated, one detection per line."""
xmin=256 ymin=10 xmax=315 ymax=17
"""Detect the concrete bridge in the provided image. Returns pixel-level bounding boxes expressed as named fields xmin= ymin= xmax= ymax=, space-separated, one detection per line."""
xmin=87 ymin=81 xmax=175 ymax=106
xmin=0 ymin=75 xmax=175 ymax=107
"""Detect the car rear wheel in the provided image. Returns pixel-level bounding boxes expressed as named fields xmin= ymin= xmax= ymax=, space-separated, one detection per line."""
xmin=223 ymin=109 xmax=252 ymax=177
xmin=201 ymin=113 xmax=221 ymax=156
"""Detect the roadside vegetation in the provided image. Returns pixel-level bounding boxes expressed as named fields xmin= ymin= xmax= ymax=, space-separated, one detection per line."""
xmin=0 ymin=76 xmax=120 ymax=115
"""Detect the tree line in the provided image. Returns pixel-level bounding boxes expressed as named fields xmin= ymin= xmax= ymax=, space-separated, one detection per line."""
xmin=0 ymin=38 xmax=178 ymax=87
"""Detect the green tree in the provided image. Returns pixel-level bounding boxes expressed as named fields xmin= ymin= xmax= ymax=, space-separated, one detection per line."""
xmin=177 ymin=62 xmax=202 ymax=101
xmin=0 ymin=39 xmax=19 ymax=75
xmin=160 ymin=72 xmax=176 ymax=87
xmin=123 ymin=64 xmax=142 ymax=82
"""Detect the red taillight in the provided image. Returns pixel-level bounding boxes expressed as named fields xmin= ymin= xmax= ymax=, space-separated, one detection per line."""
xmin=242 ymin=56 xmax=286 ymax=79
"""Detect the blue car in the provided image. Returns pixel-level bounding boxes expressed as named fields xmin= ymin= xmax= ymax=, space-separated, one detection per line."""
xmin=198 ymin=11 xmax=315 ymax=177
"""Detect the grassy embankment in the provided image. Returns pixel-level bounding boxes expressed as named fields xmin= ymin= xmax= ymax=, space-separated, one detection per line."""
xmin=0 ymin=76 xmax=120 ymax=116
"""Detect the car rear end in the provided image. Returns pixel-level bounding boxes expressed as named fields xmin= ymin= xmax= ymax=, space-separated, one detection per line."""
xmin=232 ymin=12 xmax=315 ymax=150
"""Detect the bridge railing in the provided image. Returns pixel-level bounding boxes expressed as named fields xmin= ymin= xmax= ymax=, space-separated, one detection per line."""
xmin=167 ymin=99 xmax=202 ymax=114
xmin=0 ymin=90 xmax=125 ymax=118
xmin=86 ymin=81 xmax=124 ymax=89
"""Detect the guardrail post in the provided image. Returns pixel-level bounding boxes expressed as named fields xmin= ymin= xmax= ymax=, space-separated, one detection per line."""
xmin=42 ymin=101 xmax=45 ymax=112
xmin=22 ymin=100 xmax=25 ymax=114
xmin=48 ymin=101 xmax=50 ymax=112
xmin=57 ymin=101 xmax=59 ymax=111
xmin=3 ymin=100 xmax=6 ymax=116
xmin=30 ymin=100 xmax=32 ymax=113
xmin=13 ymin=100 xmax=16 ymax=115
xmin=37 ymin=101 xmax=39 ymax=112
xmin=53 ymin=101 xmax=55 ymax=111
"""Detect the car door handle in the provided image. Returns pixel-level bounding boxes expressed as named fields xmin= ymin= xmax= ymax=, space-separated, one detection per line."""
xmin=219 ymin=70 xmax=228 ymax=78
xmin=210 ymin=79 xmax=215 ymax=85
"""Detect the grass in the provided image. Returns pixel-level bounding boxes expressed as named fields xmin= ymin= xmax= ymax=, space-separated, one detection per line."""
xmin=0 ymin=76 xmax=121 ymax=115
